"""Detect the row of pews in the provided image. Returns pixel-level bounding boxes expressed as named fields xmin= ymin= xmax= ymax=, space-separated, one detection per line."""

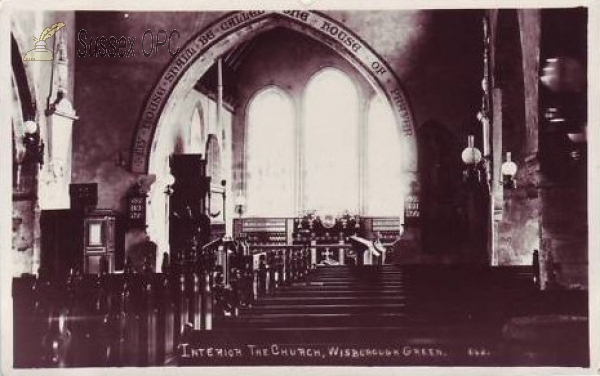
xmin=12 ymin=240 xmax=313 ymax=368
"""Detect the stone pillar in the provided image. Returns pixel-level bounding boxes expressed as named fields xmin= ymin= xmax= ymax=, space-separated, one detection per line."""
xmin=518 ymin=10 xmax=541 ymax=156
xmin=39 ymin=24 xmax=77 ymax=210
xmin=491 ymin=9 xmax=542 ymax=270
xmin=491 ymin=88 xmax=503 ymax=265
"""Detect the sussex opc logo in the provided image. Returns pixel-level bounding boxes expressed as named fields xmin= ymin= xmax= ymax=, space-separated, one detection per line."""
xmin=23 ymin=22 xmax=66 ymax=61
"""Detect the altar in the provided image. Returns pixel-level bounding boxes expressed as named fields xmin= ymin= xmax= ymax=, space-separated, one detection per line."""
xmin=233 ymin=214 xmax=402 ymax=267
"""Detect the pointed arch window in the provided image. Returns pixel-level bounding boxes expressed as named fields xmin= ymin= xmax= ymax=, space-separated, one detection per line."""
xmin=366 ymin=94 xmax=405 ymax=216
xmin=304 ymin=68 xmax=360 ymax=215
xmin=246 ymin=87 xmax=295 ymax=216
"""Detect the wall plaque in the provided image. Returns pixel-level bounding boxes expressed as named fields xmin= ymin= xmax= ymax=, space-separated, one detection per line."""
xmin=127 ymin=194 xmax=146 ymax=228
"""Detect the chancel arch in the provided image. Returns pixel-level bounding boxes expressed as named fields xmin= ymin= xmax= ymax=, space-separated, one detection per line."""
xmin=134 ymin=10 xmax=417 ymax=175
xmin=137 ymin=11 xmax=418 ymax=263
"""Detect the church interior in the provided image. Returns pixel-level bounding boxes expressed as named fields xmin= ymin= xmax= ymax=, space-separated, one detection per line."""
xmin=6 ymin=7 xmax=592 ymax=368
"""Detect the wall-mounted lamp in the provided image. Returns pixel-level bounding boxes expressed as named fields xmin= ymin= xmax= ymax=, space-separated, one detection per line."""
xmin=164 ymin=173 xmax=175 ymax=195
xmin=461 ymin=135 xmax=483 ymax=184
xmin=540 ymin=56 xmax=587 ymax=168
xmin=22 ymin=120 xmax=44 ymax=166
xmin=540 ymin=57 xmax=585 ymax=94
xmin=24 ymin=120 xmax=38 ymax=134
xmin=567 ymin=126 xmax=587 ymax=144
xmin=500 ymin=152 xmax=518 ymax=189
xmin=567 ymin=125 xmax=587 ymax=163
xmin=543 ymin=107 xmax=566 ymax=124
xmin=462 ymin=135 xmax=483 ymax=165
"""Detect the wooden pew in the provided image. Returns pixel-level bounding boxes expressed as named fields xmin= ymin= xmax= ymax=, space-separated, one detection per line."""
xmin=12 ymin=237 xmax=315 ymax=368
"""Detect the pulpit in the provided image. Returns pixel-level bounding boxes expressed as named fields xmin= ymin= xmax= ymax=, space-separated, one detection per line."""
xmin=169 ymin=154 xmax=211 ymax=266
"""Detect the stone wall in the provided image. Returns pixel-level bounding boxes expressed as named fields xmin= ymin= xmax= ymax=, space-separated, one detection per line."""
xmin=68 ymin=10 xmax=487 ymax=261
xmin=12 ymin=9 xmax=587 ymax=275
xmin=11 ymin=10 xmax=76 ymax=276
xmin=490 ymin=8 xmax=588 ymax=288
xmin=70 ymin=10 xmax=484 ymax=211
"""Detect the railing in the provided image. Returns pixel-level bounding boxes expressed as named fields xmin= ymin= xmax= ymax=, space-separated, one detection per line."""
xmin=12 ymin=239 xmax=312 ymax=368
xmin=263 ymin=241 xmax=393 ymax=267
xmin=249 ymin=245 xmax=312 ymax=295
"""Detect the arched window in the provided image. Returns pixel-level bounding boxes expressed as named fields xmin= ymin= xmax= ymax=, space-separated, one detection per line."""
xmin=366 ymin=94 xmax=404 ymax=216
xmin=246 ymin=87 xmax=295 ymax=216
xmin=304 ymin=68 xmax=359 ymax=215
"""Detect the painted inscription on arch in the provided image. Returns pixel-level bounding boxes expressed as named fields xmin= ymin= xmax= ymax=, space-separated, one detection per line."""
xmin=132 ymin=10 xmax=415 ymax=174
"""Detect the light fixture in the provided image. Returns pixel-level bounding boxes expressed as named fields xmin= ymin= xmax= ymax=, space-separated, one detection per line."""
xmin=544 ymin=107 xmax=566 ymax=123
xmin=540 ymin=57 xmax=585 ymax=94
xmin=567 ymin=125 xmax=587 ymax=144
xmin=462 ymin=135 xmax=483 ymax=184
xmin=165 ymin=173 xmax=175 ymax=186
xmin=24 ymin=120 xmax=38 ymax=134
xmin=164 ymin=173 xmax=175 ymax=195
xmin=461 ymin=135 xmax=483 ymax=166
xmin=501 ymin=152 xmax=518 ymax=189
xmin=567 ymin=126 xmax=587 ymax=164
xmin=540 ymin=56 xmax=587 ymax=167
xmin=21 ymin=120 xmax=44 ymax=166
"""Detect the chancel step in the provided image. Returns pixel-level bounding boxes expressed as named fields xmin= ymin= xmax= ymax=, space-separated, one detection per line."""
xmin=215 ymin=265 xmax=538 ymax=330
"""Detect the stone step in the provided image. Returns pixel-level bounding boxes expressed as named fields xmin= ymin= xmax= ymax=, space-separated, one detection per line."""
xmin=310 ymin=272 xmax=402 ymax=277
xmin=242 ymin=303 xmax=407 ymax=314
xmin=316 ymin=265 xmax=400 ymax=269
xmin=245 ymin=303 xmax=500 ymax=315
xmin=223 ymin=265 xmax=539 ymax=332
xmin=254 ymin=296 xmax=407 ymax=305
xmin=215 ymin=313 xmax=494 ymax=328
xmin=311 ymin=271 xmax=401 ymax=275
xmin=274 ymin=288 xmax=405 ymax=294
xmin=216 ymin=313 xmax=410 ymax=328
xmin=216 ymin=320 xmax=471 ymax=329
xmin=295 ymin=281 xmax=404 ymax=287
xmin=272 ymin=290 xmax=403 ymax=297
xmin=306 ymin=277 xmax=404 ymax=282
xmin=222 ymin=312 xmax=409 ymax=320
xmin=310 ymin=270 xmax=405 ymax=276
xmin=199 ymin=324 xmax=500 ymax=338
